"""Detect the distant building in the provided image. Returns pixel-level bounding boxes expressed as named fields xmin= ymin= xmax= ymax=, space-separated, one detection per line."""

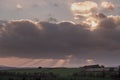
xmin=82 ymin=64 xmax=118 ymax=72
xmin=83 ymin=64 xmax=104 ymax=68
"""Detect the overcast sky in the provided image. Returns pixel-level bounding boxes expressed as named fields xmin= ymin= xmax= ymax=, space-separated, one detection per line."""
xmin=0 ymin=0 xmax=120 ymax=67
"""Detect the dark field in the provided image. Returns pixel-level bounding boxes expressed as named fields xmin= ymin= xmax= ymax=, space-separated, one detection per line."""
xmin=0 ymin=67 xmax=119 ymax=80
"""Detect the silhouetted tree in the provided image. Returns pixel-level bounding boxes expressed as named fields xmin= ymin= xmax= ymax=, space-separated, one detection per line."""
xmin=118 ymin=66 xmax=120 ymax=77
xmin=38 ymin=67 xmax=42 ymax=69
xmin=101 ymin=65 xmax=105 ymax=68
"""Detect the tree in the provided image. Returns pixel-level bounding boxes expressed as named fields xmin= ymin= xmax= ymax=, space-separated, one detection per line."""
xmin=38 ymin=67 xmax=42 ymax=69
xmin=118 ymin=66 xmax=120 ymax=77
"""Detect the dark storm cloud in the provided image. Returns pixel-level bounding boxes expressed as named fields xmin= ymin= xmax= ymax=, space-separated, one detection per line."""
xmin=0 ymin=20 xmax=91 ymax=58
xmin=0 ymin=16 xmax=120 ymax=59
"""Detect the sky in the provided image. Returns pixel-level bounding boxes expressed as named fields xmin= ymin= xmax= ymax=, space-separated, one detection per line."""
xmin=0 ymin=0 xmax=120 ymax=67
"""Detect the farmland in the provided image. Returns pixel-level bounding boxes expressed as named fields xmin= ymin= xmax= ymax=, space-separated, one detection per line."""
xmin=0 ymin=67 xmax=118 ymax=80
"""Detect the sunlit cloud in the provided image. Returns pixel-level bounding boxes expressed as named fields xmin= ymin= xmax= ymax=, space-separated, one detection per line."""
xmin=82 ymin=13 xmax=106 ymax=31
xmin=70 ymin=0 xmax=113 ymax=31
xmin=70 ymin=0 xmax=116 ymax=21
xmin=86 ymin=59 xmax=95 ymax=65
xmin=71 ymin=1 xmax=98 ymax=18
xmin=83 ymin=17 xmax=98 ymax=31
xmin=16 ymin=4 xmax=23 ymax=9
xmin=101 ymin=1 xmax=115 ymax=10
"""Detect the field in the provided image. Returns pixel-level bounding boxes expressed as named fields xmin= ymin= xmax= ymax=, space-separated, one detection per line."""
xmin=3 ymin=68 xmax=81 ymax=76
xmin=0 ymin=68 xmax=115 ymax=80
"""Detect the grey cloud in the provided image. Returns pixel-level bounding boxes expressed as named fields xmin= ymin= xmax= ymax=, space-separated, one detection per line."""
xmin=0 ymin=17 xmax=120 ymax=61
xmin=0 ymin=20 xmax=90 ymax=58
xmin=92 ymin=13 xmax=106 ymax=19
xmin=47 ymin=17 xmax=58 ymax=22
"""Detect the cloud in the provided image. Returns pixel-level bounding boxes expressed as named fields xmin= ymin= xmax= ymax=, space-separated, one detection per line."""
xmin=71 ymin=1 xmax=98 ymax=18
xmin=101 ymin=1 xmax=115 ymax=10
xmin=0 ymin=17 xmax=120 ymax=66
xmin=82 ymin=13 xmax=107 ymax=31
xmin=71 ymin=1 xmax=116 ymax=20
xmin=0 ymin=56 xmax=90 ymax=67
xmin=47 ymin=17 xmax=58 ymax=23
xmin=16 ymin=4 xmax=23 ymax=9
xmin=0 ymin=20 xmax=92 ymax=59
xmin=86 ymin=59 xmax=95 ymax=65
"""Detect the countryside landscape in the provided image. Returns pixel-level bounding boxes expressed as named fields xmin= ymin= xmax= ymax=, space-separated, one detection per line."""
xmin=0 ymin=0 xmax=120 ymax=80
xmin=0 ymin=64 xmax=120 ymax=80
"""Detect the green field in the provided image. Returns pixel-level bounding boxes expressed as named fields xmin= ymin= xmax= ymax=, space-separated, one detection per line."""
xmin=0 ymin=68 xmax=115 ymax=80
xmin=2 ymin=68 xmax=81 ymax=76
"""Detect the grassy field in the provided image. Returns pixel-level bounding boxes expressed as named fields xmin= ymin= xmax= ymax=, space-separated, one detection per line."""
xmin=2 ymin=68 xmax=81 ymax=76
xmin=0 ymin=68 xmax=114 ymax=80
